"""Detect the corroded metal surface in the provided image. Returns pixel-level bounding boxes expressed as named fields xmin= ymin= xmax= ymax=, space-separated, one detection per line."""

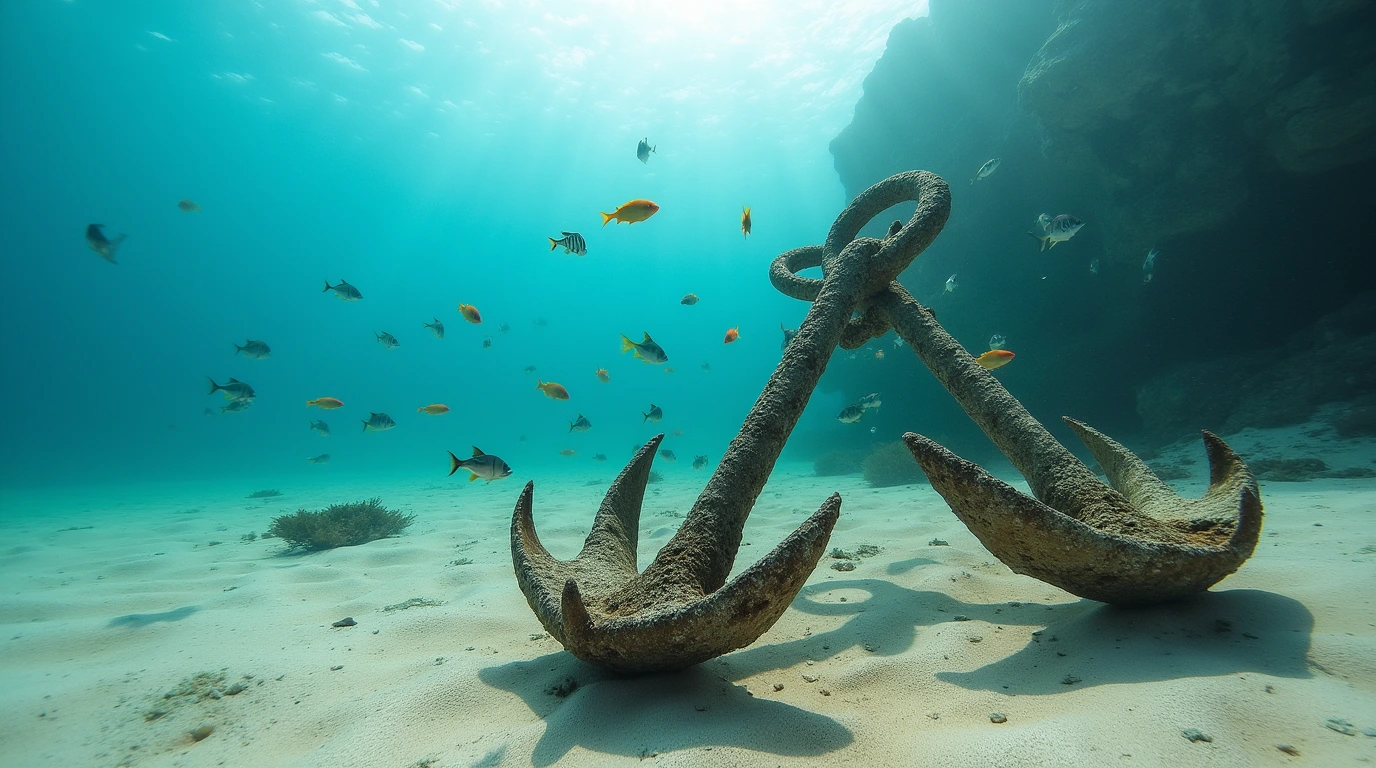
xmin=512 ymin=171 xmax=953 ymax=672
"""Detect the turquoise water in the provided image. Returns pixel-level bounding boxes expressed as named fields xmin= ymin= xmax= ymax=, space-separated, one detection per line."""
xmin=0 ymin=2 xmax=924 ymax=491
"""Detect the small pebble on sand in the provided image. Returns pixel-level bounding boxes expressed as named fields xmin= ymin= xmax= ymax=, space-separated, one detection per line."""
xmin=1277 ymin=745 xmax=1300 ymax=756
xmin=189 ymin=725 xmax=214 ymax=742
xmin=1182 ymin=728 xmax=1212 ymax=743
xmin=332 ymin=617 xmax=357 ymax=628
xmin=990 ymin=713 xmax=1007 ymax=724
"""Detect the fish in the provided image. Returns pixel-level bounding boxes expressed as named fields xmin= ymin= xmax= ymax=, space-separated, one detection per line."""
xmin=875 ymin=349 xmax=885 ymax=360
xmin=859 ymin=392 xmax=882 ymax=410
xmin=600 ymin=199 xmax=660 ymax=227
xmin=536 ymin=380 xmax=570 ymax=400
xmin=207 ymin=377 xmax=255 ymax=400
xmin=203 ymin=407 xmax=214 ymax=416
xmin=307 ymin=397 xmax=344 ymax=409
xmin=458 ymin=303 xmax=482 ymax=324
xmin=887 ymin=220 xmax=903 ymax=238
xmin=741 ymin=205 xmax=751 ymax=238
xmin=569 ymin=414 xmax=592 ymax=432
xmin=970 ymin=157 xmax=1001 ymax=185
xmin=681 ymin=293 xmax=699 ymax=305
xmin=781 ymin=323 xmax=798 ymax=352
xmin=524 ymin=366 xmax=538 ymax=374
xmin=592 ymin=453 xmax=608 ymax=462
xmin=307 ymin=453 xmax=330 ymax=464
xmin=637 ymin=137 xmax=656 ymax=164
xmin=233 ymin=339 xmax=271 ymax=359
xmin=85 ymin=224 xmax=126 ymax=264
xmin=532 ymin=317 xmax=547 ymax=327
xmin=362 ymin=412 xmax=396 ymax=432
xmin=692 ymin=455 xmax=708 ymax=470
xmin=944 ymin=274 xmax=958 ymax=294
xmin=482 ymin=337 xmax=492 ymax=349
xmin=838 ymin=404 xmax=864 ymax=424
xmin=1028 ymin=214 xmax=1085 ymax=251
xmin=548 ymin=231 xmax=587 ymax=256
xmin=893 ymin=337 xmax=905 ymax=348
xmin=1143 ymin=248 xmax=1159 ymax=283
xmin=723 ymin=327 xmax=740 ymax=344
xmin=1089 ymin=259 xmax=1101 ymax=276
xmin=376 ymin=331 xmax=400 ymax=349
xmin=221 ymin=398 xmax=253 ymax=414
xmin=560 ymin=449 xmax=577 ymax=457
xmin=418 ymin=404 xmax=450 ymax=415
xmin=499 ymin=323 xmax=511 ymax=332
xmin=177 ymin=199 xmax=201 ymax=212
xmin=664 ymin=367 xmax=675 ymax=374
xmin=671 ymin=429 xmax=685 ymax=437
xmin=976 ymin=349 xmax=1016 ymax=370
xmin=424 ymin=318 xmax=445 ymax=339
xmin=448 ymin=446 xmax=513 ymax=483
xmin=620 ymin=332 xmax=669 ymax=364
xmin=659 ymin=449 xmax=677 ymax=462
xmin=642 ymin=403 xmax=663 ymax=423
xmin=988 ymin=334 xmax=1007 ymax=351
xmin=309 ymin=419 xmax=330 ymax=436
xmin=701 ymin=361 xmax=711 ymax=372
xmin=594 ymin=368 xmax=611 ymax=383
xmin=323 ymin=279 xmax=363 ymax=301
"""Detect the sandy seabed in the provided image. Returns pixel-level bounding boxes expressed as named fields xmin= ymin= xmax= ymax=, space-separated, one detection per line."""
xmin=2 ymin=422 xmax=1374 ymax=768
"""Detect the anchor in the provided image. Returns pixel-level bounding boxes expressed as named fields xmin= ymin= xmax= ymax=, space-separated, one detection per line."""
xmin=511 ymin=171 xmax=953 ymax=673
xmin=771 ymin=175 xmax=1264 ymax=606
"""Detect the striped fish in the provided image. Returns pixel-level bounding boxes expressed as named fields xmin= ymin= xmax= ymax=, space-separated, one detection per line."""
xmin=548 ymin=231 xmax=587 ymax=256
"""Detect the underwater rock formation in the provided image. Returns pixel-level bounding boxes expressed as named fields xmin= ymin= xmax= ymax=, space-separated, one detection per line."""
xmin=1136 ymin=292 xmax=1376 ymax=443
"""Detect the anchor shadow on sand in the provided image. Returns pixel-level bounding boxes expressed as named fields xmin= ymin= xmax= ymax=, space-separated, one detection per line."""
xmin=478 ymin=656 xmax=852 ymax=767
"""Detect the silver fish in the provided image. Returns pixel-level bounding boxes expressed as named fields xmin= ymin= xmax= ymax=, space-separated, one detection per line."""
xmin=323 ymin=279 xmax=363 ymax=301
xmin=307 ymin=453 xmax=330 ymax=464
xmin=621 ymin=332 xmax=669 ymax=364
xmin=1089 ymin=258 xmax=1101 ymax=276
xmin=482 ymin=337 xmax=492 ymax=349
xmin=499 ymin=323 xmax=511 ymax=332
xmin=781 ymin=323 xmax=798 ymax=352
xmin=642 ymin=403 xmax=663 ymax=423
xmin=309 ymin=419 xmax=330 ymax=436
xmin=424 ymin=318 xmax=445 ymax=339
xmin=234 ymin=339 xmax=271 ymax=359
xmin=691 ymin=455 xmax=708 ymax=470
xmin=86 ymin=224 xmax=126 ymax=264
xmin=207 ymin=377 xmax=255 ymax=400
xmin=362 ymin=412 xmax=396 ymax=432
xmin=659 ymin=449 xmax=676 ymax=462
xmin=989 ymin=334 xmax=1007 ymax=351
xmin=376 ymin=331 xmax=400 ymax=349
xmin=637 ymin=137 xmax=656 ymax=164
xmin=1143 ymin=248 xmax=1159 ymax=283
xmin=548 ymin=231 xmax=587 ymax=256
xmin=447 ymin=446 xmax=512 ymax=483
xmin=859 ymin=392 xmax=882 ymax=410
xmin=569 ymin=414 xmax=592 ymax=433
xmin=944 ymin=274 xmax=958 ymax=293
xmin=221 ymin=398 xmax=253 ymax=414
xmin=970 ymin=157 xmax=1000 ymax=185
xmin=838 ymin=404 xmax=864 ymax=424
xmin=1028 ymin=214 xmax=1084 ymax=251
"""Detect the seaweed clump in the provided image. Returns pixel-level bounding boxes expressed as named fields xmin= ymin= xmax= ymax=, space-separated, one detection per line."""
xmin=862 ymin=442 xmax=927 ymax=487
xmin=267 ymin=498 xmax=414 ymax=551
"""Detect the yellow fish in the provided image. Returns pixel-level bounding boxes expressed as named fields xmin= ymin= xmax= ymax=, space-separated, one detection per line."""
xmin=600 ymin=199 xmax=660 ymax=227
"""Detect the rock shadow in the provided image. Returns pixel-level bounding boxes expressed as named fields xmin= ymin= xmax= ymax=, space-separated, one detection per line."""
xmin=478 ymin=653 xmax=852 ymax=767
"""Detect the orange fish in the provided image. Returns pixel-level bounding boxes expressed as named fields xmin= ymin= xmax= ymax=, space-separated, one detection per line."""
xmin=177 ymin=199 xmax=200 ymax=213
xmin=600 ymin=199 xmax=660 ymax=227
xmin=307 ymin=397 xmax=344 ymax=409
xmin=595 ymin=368 xmax=611 ymax=383
xmin=875 ymin=350 xmax=885 ymax=360
xmin=458 ymin=303 xmax=482 ymax=324
xmin=741 ymin=205 xmax=751 ymax=238
xmin=418 ymin=404 xmax=450 ymax=415
xmin=536 ymin=379 xmax=570 ymax=400
xmin=723 ymin=327 xmax=740 ymax=344
xmin=976 ymin=349 xmax=1016 ymax=370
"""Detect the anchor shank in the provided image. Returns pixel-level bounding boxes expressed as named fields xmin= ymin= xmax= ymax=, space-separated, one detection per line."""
xmin=642 ymin=250 xmax=874 ymax=595
xmin=879 ymin=284 xmax=1121 ymax=520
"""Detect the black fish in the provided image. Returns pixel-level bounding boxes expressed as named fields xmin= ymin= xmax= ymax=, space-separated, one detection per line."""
xmin=636 ymin=137 xmax=656 ymax=164
xmin=85 ymin=224 xmax=126 ymax=264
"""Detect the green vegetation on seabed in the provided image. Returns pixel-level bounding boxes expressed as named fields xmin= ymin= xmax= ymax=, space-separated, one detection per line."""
xmin=267 ymin=498 xmax=415 ymax=551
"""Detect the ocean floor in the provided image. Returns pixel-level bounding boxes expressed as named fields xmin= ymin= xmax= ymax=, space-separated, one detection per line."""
xmin=2 ymin=421 xmax=1375 ymax=767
